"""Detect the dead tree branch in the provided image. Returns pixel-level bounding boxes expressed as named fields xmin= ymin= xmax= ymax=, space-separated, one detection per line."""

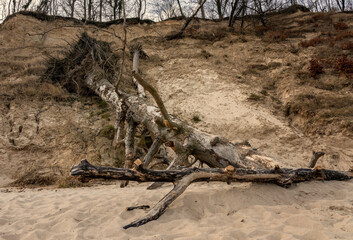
xmin=132 ymin=43 xmax=146 ymax=98
xmin=132 ymin=71 xmax=178 ymax=130
xmin=308 ymin=151 xmax=325 ymax=168
xmin=70 ymin=159 xmax=353 ymax=229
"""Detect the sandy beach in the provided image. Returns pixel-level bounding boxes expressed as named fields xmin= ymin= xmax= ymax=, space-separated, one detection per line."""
xmin=1 ymin=180 xmax=353 ymax=240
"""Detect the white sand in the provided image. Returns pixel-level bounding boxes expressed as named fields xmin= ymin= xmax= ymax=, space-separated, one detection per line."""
xmin=1 ymin=181 xmax=353 ymax=240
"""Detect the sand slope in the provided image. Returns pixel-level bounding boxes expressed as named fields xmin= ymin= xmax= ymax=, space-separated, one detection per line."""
xmin=1 ymin=181 xmax=353 ymax=240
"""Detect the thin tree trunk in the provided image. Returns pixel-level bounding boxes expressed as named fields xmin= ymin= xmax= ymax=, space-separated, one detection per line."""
xmin=176 ymin=0 xmax=185 ymax=17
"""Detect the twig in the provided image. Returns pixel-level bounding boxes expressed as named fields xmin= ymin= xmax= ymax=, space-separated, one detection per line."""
xmin=132 ymin=71 xmax=178 ymax=130
xmin=308 ymin=151 xmax=325 ymax=168
xmin=116 ymin=0 xmax=127 ymax=91
xmin=126 ymin=205 xmax=150 ymax=211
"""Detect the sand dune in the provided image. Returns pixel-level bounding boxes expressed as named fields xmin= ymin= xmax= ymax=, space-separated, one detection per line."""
xmin=1 ymin=181 xmax=352 ymax=240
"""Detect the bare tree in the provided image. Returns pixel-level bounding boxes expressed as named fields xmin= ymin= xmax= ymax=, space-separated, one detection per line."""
xmin=336 ymin=0 xmax=345 ymax=11
xmin=152 ymin=0 xmax=178 ymax=21
xmin=213 ymin=0 xmax=229 ymax=19
xmin=176 ymin=0 xmax=185 ymax=17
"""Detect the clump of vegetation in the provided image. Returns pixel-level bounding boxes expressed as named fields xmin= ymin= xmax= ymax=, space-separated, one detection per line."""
xmin=192 ymin=115 xmax=201 ymax=123
xmin=58 ymin=176 xmax=87 ymax=188
xmin=201 ymin=50 xmax=212 ymax=59
xmin=100 ymin=113 xmax=110 ymax=120
xmin=98 ymin=100 xmax=108 ymax=109
xmin=254 ymin=25 xmax=270 ymax=36
xmin=44 ymin=32 xmax=119 ymax=95
xmin=247 ymin=93 xmax=262 ymax=101
xmin=263 ymin=30 xmax=288 ymax=42
xmin=334 ymin=22 xmax=349 ymax=31
xmin=185 ymin=25 xmax=227 ymax=42
xmin=286 ymin=94 xmax=353 ymax=134
xmin=260 ymin=89 xmax=268 ymax=96
xmin=334 ymin=56 xmax=353 ymax=76
xmin=311 ymin=12 xmax=332 ymax=22
xmin=299 ymin=36 xmax=326 ymax=48
xmin=10 ymin=167 xmax=63 ymax=187
xmin=341 ymin=41 xmax=353 ymax=51
xmin=308 ymin=59 xmax=324 ymax=77
xmin=98 ymin=125 xmax=115 ymax=139
xmin=335 ymin=31 xmax=353 ymax=41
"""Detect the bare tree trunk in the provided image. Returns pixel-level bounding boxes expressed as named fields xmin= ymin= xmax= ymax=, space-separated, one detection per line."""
xmin=176 ymin=0 xmax=185 ymax=17
xmin=83 ymin=0 xmax=87 ymax=20
xmin=132 ymin=44 xmax=146 ymax=98
xmin=120 ymin=111 xmax=138 ymax=188
xmin=99 ymin=0 xmax=103 ymax=22
xmin=199 ymin=0 xmax=206 ymax=18
xmin=88 ymin=0 xmax=92 ymax=20
xmin=13 ymin=0 xmax=16 ymax=14
xmin=70 ymin=0 xmax=75 ymax=18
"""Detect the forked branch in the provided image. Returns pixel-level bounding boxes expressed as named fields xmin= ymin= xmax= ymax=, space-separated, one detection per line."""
xmin=70 ymin=159 xmax=353 ymax=229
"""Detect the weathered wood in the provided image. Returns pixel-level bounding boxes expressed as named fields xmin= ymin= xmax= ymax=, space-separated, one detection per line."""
xmin=123 ymin=171 xmax=198 ymax=229
xmin=71 ymin=159 xmax=353 ymax=185
xmin=308 ymin=151 xmax=325 ymax=168
xmin=113 ymin=103 xmax=127 ymax=147
xmin=71 ymin=159 xmax=353 ymax=229
xmin=126 ymin=205 xmax=150 ymax=211
xmin=121 ymin=111 xmax=138 ymax=188
xmin=132 ymin=71 xmax=177 ymax=130
xmin=143 ymin=136 xmax=163 ymax=168
xmin=132 ymin=43 xmax=146 ymax=98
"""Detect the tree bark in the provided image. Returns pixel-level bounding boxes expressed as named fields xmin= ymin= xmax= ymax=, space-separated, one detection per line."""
xmin=120 ymin=111 xmax=137 ymax=188
xmin=132 ymin=45 xmax=146 ymax=98
xmin=308 ymin=151 xmax=325 ymax=168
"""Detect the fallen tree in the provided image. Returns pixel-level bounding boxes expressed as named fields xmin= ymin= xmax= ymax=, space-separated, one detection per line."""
xmin=46 ymin=33 xmax=352 ymax=229
xmin=71 ymin=159 xmax=353 ymax=229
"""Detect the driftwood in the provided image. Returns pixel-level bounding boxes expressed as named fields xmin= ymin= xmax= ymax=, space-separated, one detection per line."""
xmin=70 ymin=159 xmax=353 ymax=229
xmin=126 ymin=205 xmax=150 ymax=211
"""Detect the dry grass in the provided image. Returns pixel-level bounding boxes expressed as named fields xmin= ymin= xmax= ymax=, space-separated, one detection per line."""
xmin=299 ymin=36 xmax=327 ymax=48
xmin=98 ymin=125 xmax=115 ymax=139
xmin=311 ymin=12 xmax=332 ymax=22
xmin=287 ymin=94 xmax=353 ymax=134
xmin=335 ymin=31 xmax=353 ymax=41
xmin=308 ymin=59 xmax=324 ymax=77
xmin=186 ymin=26 xmax=228 ymax=41
xmin=58 ymin=176 xmax=88 ymax=188
xmin=341 ymin=41 xmax=353 ymax=51
xmin=263 ymin=30 xmax=288 ymax=42
xmin=11 ymin=166 xmax=64 ymax=187
xmin=334 ymin=56 xmax=353 ymax=76
xmin=333 ymin=22 xmax=349 ymax=31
